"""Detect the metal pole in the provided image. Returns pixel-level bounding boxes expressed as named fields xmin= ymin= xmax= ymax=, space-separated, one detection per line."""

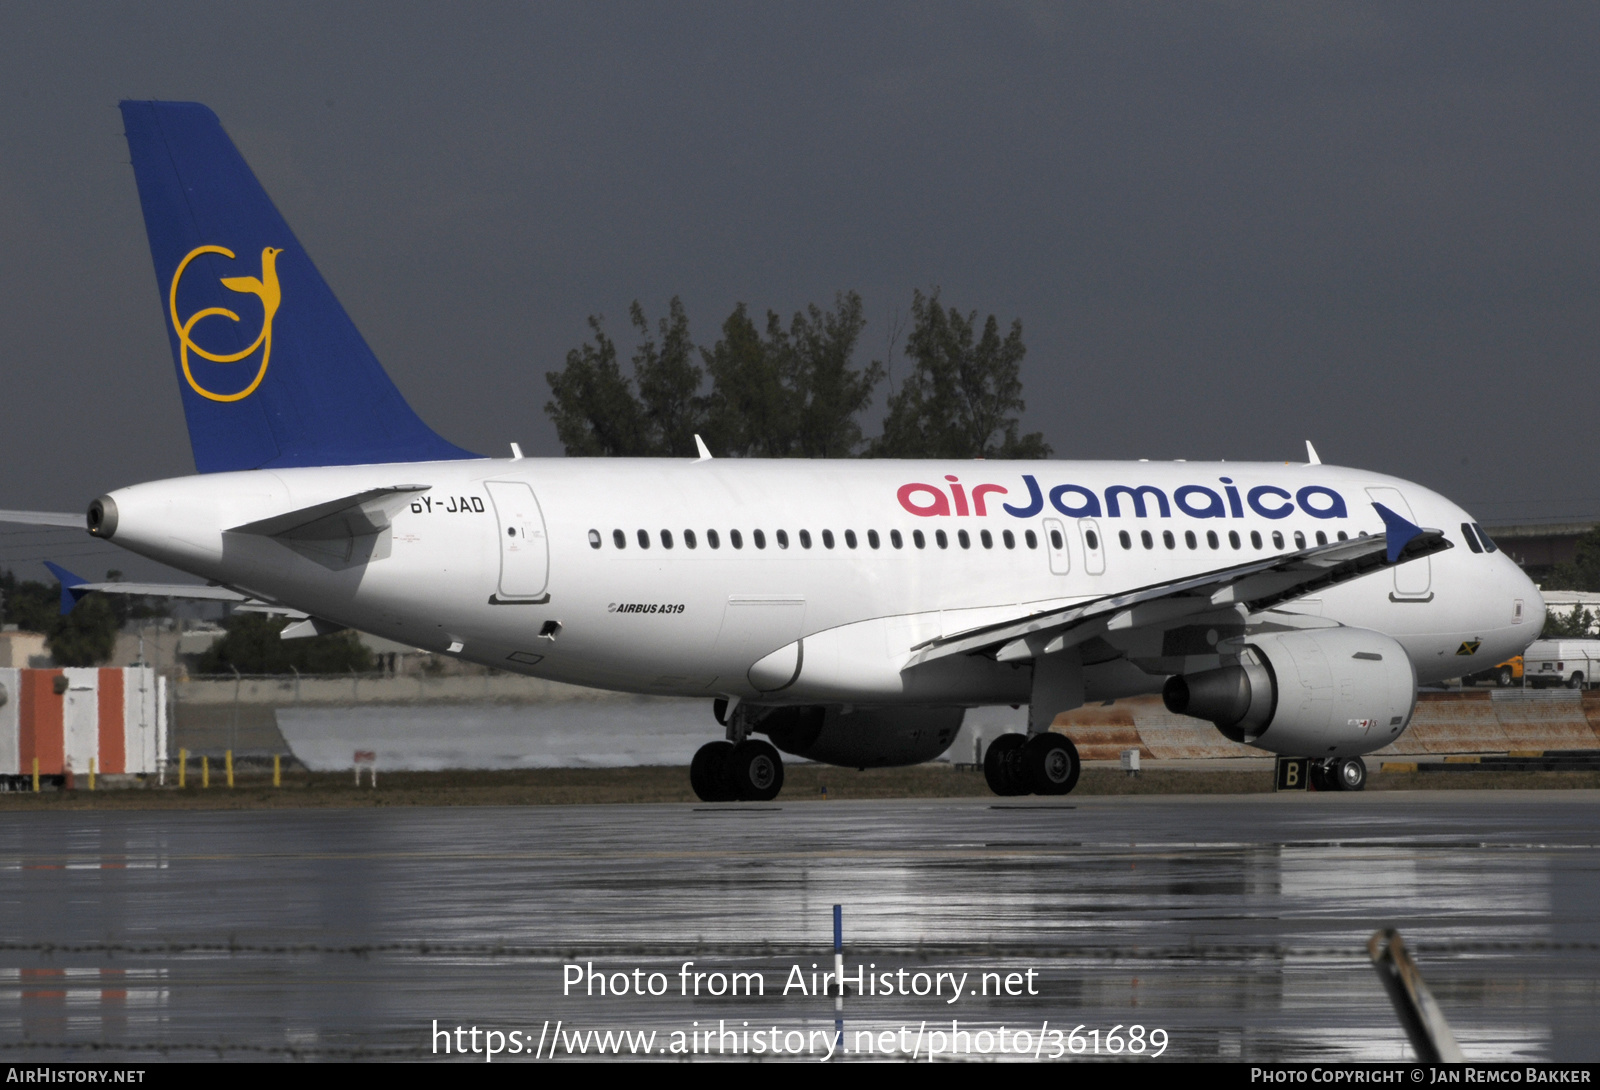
xmin=833 ymin=904 xmax=843 ymax=1053
xmin=230 ymin=665 xmax=241 ymax=756
xmin=1367 ymin=929 xmax=1465 ymax=1063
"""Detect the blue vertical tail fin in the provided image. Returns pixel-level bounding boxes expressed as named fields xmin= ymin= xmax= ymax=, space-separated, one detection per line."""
xmin=119 ymin=101 xmax=479 ymax=473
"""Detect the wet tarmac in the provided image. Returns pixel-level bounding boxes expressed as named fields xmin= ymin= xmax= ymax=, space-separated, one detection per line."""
xmin=1 ymin=791 xmax=1597 ymax=1062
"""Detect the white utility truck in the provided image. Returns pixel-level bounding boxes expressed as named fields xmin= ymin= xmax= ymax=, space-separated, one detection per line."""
xmin=1523 ymin=639 xmax=1600 ymax=688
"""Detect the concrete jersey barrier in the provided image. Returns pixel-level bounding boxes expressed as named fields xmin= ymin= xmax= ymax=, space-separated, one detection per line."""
xmin=1052 ymin=690 xmax=1600 ymax=761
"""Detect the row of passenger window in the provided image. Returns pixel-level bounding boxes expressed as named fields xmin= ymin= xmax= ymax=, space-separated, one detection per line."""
xmin=589 ymin=525 xmax=1358 ymax=554
xmin=588 ymin=527 xmax=1044 ymax=551
xmin=1116 ymin=527 xmax=1354 ymax=551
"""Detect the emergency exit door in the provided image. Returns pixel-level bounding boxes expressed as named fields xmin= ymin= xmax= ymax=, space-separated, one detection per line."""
xmin=485 ymin=481 xmax=550 ymax=600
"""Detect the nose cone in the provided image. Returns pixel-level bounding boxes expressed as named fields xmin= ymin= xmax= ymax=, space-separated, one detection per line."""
xmin=1489 ymin=549 xmax=1545 ymax=643
xmin=1520 ymin=564 xmax=1547 ymax=634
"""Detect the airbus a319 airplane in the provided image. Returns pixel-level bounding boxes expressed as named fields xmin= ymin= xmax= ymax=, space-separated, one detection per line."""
xmin=0 ymin=102 xmax=1543 ymax=801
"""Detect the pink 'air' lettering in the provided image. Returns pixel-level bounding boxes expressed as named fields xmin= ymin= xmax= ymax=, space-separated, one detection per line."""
xmin=945 ymin=475 xmax=969 ymax=516
xmin=905 ymin=476 xmax=1011 ymax=517
xmin=971 ymin=483 xmax=1008 ymax=515
xmin=897 ymin=483 xmax=950 ymax=517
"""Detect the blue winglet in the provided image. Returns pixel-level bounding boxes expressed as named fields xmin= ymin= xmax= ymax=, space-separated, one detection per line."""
xmin=1371 ymin=503 xmax=1423 ymax=565
xmin=43 ymin=561 xmax=89 ymax=615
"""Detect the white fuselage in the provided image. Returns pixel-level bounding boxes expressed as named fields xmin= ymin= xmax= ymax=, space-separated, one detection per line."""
xmin=99 ymin=458 xmax=1542 ymax=707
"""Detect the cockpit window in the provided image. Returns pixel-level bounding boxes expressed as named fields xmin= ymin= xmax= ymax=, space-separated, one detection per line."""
xmin=1473 ymin=523 xmax=1499 ymax=553
xmin=1461 ymin=522 xmax=1483 ymax=554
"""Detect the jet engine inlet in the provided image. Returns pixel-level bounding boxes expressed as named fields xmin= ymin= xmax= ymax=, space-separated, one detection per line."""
xmin=87 ymin=496 xmax=118 ymax=539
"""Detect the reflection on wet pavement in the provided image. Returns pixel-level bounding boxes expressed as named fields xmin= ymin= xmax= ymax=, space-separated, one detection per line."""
xmin=0 ymin=792 xmax=1595 ymax=1061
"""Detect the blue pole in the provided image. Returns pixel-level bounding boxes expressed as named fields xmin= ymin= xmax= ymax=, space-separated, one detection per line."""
xmin=833 ymin=904 xmax=844 ymax=1054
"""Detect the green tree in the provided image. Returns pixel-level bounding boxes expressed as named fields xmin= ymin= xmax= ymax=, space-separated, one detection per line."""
xmin=874 ymin=289 xmax=1050 ymax=459
xmin=1545 ymin=528 xmax=1600 ymax=592
xmin=701 ymin=292 xmax=881 ymax=458
xmin=700 ymin=303 xmax=794 ymax=457
xmin=47 ymin=595 xmax=117 ymax=666
xmin=629 ymin=298 xmax=704 ymax=458
xmin=787 ymin=293 xmax=881 ymax=457
xmin=196 ymin=613 xmax=374 ymax=675
xmin=0 ymin=571 xmax=58 ymax=634
xmin=1543 ymin=605 xmax=1598 ymax=638
xmin=544 ymin=299 xmax=703 ymax=457
xmin=549 ymin=293 xmax=883 ymax=459
xmin=0 ymin=569 xmax=119 ymax=666
xmin=544 ymin=315 xmax=648 ymax=455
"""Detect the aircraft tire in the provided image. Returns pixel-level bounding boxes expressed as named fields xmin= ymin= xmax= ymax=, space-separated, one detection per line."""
xmin=690 ymin=741 xmax=737 ymax=802
xmin=983 ymin=733 xmax=1028 ymax=796
xmin=1332 ymin=757 xmax=1367 ymax=792
xmin=1308 ymin=761 xmax=1332 ymax=792
xmin=1023 ymin=732 xmax=1080 ymax=796
xmin=725 ymin=739 xmax=784 ymax=802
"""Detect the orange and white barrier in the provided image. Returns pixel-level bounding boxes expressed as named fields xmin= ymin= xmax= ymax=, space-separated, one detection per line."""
xmin=0 ymin=667 xmax=166 ymax=776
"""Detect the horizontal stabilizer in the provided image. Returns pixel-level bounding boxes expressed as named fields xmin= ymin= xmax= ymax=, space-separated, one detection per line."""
xmin=228 ymin=485 xmax=428 ymax=539
xmin=42 ymin=560 xmax=261 ymax=613
xmin=65 ymin=582 xmax=254 ymax=602
xmin=281 ymin=617 xmax=345 ymax=640
xmin=0 ymin=509 xmax=83 ymax=528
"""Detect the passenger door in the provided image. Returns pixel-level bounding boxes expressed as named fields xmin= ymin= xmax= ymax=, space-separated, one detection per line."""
xmin=1366 ymin=486 xmax=1430 ymax=598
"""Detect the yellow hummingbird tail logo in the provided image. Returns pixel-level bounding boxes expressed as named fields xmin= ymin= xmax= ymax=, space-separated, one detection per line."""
xmin=168 ymin=245 xmax=283 ymax=402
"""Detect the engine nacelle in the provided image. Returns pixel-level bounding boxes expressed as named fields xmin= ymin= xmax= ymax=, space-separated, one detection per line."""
xmin=754 ymin=705 xmax=964 ymax=768
xmin=1162 ymin=627 xmax=1416 ymax=757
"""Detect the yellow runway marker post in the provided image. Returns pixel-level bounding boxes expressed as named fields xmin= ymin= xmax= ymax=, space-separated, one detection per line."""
xmin=31 ymin=757 xmax=39 ymax=793
xmin=226 ymin=750 xmax=234 ymax=788
xmin=178 ymin=748 xmax=187 ymax=788
xmin=202 ymin=756 xmax=210 ymax=789
xmin=89 ymin=757 xmax=96 ymax=792
xmin=273 ymin=754 xmax=281 ymax=788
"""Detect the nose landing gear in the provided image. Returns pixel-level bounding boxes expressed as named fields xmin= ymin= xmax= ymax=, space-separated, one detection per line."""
xmin=1308 ymin=756 xmax=1367 ymax=792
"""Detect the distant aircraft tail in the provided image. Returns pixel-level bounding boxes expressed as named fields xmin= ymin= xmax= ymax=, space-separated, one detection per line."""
xmin=119 ymin=101 xmax=478 ymax=473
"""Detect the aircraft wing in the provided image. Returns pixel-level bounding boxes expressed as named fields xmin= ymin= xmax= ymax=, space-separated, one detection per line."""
xmin=0 ymin=509 xmax=83 ymax=528
xmin=64 ymin=582 xmax=254 ymax=600
xmin=42 ymin=560 xmax=271 ymax=612
xmin=906 ymin=503 xmax=1451 ymax=667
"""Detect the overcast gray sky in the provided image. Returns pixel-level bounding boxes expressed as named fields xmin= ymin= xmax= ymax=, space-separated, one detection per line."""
xmin=2 ymin=2 xmax=1597 ymax=579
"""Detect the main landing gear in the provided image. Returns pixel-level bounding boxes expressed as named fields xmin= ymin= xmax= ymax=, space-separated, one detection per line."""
xmin=984 ymin=732 xmax=1081 ymax=797
xmin=1309 ymin=756 xmax=1367 ymax=792
xmin=690 ymin=738 xmax=785 ymax=802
